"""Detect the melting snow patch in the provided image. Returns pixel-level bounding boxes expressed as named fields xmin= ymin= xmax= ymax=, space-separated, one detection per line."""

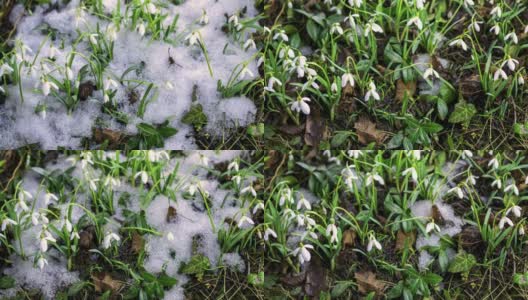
xmin=1 ymin=0 xmax=259 ymax=148
xmin=1 ymin=250 xmax=80 ymax=299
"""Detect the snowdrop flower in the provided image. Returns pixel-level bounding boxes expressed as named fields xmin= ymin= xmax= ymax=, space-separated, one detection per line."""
xmin=462 ymin=150 xmax=473 ymax=159
xmin=88 ymin=179 xmax=99 ymax=191
xmin=520 ymin=226 xmax=525 ymax=236
xmin=41 ymin=79 xmax=59 ymax=96
xmin=464 ymin=0 xmax=474 ymax=6
xmin=407 ymin=16 xmax=423 ymax=30
xmin=423 ymin=67 xmax=440 ymax=80
xmin=407 ymin=150 xmax=422 ymax=160
xmin=330 ymin=23 xmax=344 ymax=35
xmin=279 ymin=188 xmax=293 ymax=206
xmin=341 ymin=73 xmax=355 ymax=87
xmin=71 ymin=230 xmax=80 ymax=241
xmin=185 ymin=31 xmax=201 ymax=46
xmin=468 ymin=21 xmax=482 ymax=32
xmin=264 ymin=77 xmax=282 ymax=93
xmin=364 ymin=21 xmax=384 ymax=36
xmin=199 ymin=10 xmax=209 ymax=25
xmin=253 ymin=202 xmax=265 ymax=214
xmin=106 ymin=24 xmax=118 ymax=41
xmin=448 ymin=186 xmax=464 ymax=199
xmin=31 ymin=212 xmax=40 ymax=226
xmin=488 ymin=157 xmax=499 ymax=170
xmin=89 ymin=34 xmax=98 ymax=45
xmin=48 ymin=45 xmax=61 ymax=59
xmin=167 ymin=232 xmax=174 ymax=241
xmin=273 ymin=30 xmax=289 ymax=42
xmin=491 ymin=178 xmax=502 ymax=189
xmin=37 ymin=257 xmax=48 ymax=270
xmin=243 ymin=39 xmax=256 ymax=51
xmin=449 ymin=39 xmax=468 ymax=51
xmin=365 ymin=81 xmax=380 ymax=101
xmin=348 ymin=0 xmax=362 ymax=8
xmin=493 ymin=68 xmax=507 ymax=81
xmin=199 ymin=154 xmax=209 ymax=167
xmin=490 ymin=6 xmax=502 ymax=18
xmin=228 ymin=15 xmax=239 ymax=25
xmin=135 ymin=171 xmax=148 ymax=185
xmin=145 ymin=2 xmax=157 ymax=14
xmin=301 ymin=231 xmax=318 ymax=241
xmin=64 ymin=218 xmax=73 ymax=233
xmin=228 ymin=160 xmax=239 ymax=172
xmin=367 ymin=234 xmax=382 ymax=252
xmin=345 ymin=14 xmax=360 ymax=29
xmin=505 ymin=32 xmax=518 ymax=44
xmin=506 ymin=205 xmax=522 ymax=218
xmin=1 ymin=218 xmax=17 ymax=232
xmin=466 ymin=175 xmax=478 ymax=185
xmin=239 ymin=67 xmax=254 ymax=79
xmin=241 ymin=185 xmax=257 ymax=197
xmin=0 ymin=63 xmax=14 ymax=77
xmin=65 ymin=67 xmax=74 ymax=81
xmin=425 ymin=220 xmax=441 ymax=234
xmin=519 ymin=76 xmax=525 ymax=86
xmin=504 ymin=184 xmax=519 ymax=196
xmin=264 ymin=228 xmax=277 ymax=241
xmin=416 ymin=0 xmax=426 ymax=9
xmin=331 ymin=81 xmax=338 ymax=93
xmin=348 ymin=150 xmax=363 ymax=159
xmin=232 ymin=175 xmax=241 ymax=186
xmin=290 ymin=97 xmax=311 ymax=115
xmin=297 ymin=195 xmax=311 ymax=210
xmin=326 ymin=223 xmax=339 ymax=244
xmin=238 ymin=216 xmax=254 ymax=228
xmin=40 ymin=230 xmax=56 ymax=252
xmin=103 ymin=232 xmax=121 ymax=249
xmin=365 ymin=172 xmax=385 ymax=186
xmin=489 ymin=24 xmax=500 ymax=35
xmin=137 ymin=22 xmax=146 ymax=36
xmin=104 ymin=77 xmax=118 ymax=90
xmin=165 ymin=81 xmax=174 ymax=90
xmin=292 ymin=244 xmax=313 ymax=264
xmin=402 ymin=167 xmax=418 ymax=183
xmin=187 ymin=183 xmax=200 ymax=197
xmin=525 ymin=25 xmax=528 ymax=34
xmin=498 ymin=216 xmax=513 ymax=229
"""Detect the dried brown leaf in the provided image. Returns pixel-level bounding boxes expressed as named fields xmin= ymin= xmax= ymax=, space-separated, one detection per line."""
xmin=354 ymin=271 xmax=386 ymax=295
xmin=354 ymin=118 xmax=387 ymax=145
xmin=395 ymin=79 xmax=416 ymax=102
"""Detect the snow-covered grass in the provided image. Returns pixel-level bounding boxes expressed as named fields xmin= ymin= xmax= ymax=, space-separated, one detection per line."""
xmin=0 ymin=0 xmax=260 ymax=149
xmin=0 ymin=150 xmax=265 ymax=299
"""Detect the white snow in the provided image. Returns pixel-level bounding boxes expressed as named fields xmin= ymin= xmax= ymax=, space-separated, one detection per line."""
xmin=1 ymin=0 xmax=259 ymax=149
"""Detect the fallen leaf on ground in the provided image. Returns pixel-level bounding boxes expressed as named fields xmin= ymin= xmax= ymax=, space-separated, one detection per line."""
xmin=166 ymin=206 xmax=177 ymax=223
xmin=395 ymin=230 xmax=416 ymax=252
xmin=354 ymin=271 xmax=386 ymax=295
xmin=131 ymin=232 xmax=144 ymax=254
xmin=431 ymin=204 xmax=445 ymax=225
xmin=305 ymin=112 xmax=327 ymax=148
xmin=354 ymin=118 xmax=387 ymax=145
xmin=395 ymin=79 xmax=416 ymax=102
xmin=304 ymin=257 xmax=328 ymax=297
xmin=93 ymin=128 xmax=126 ymax=148
xmin=91 ymin=272 xmax=123 ymax=294
xmin=342 ymin=229 xmax=357 ymax=248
